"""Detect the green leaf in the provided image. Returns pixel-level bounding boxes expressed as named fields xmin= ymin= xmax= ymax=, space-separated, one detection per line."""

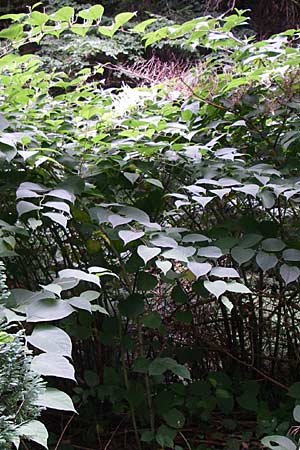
xmin=283 ymin=249 xmax=300 ymax=261
xmin=163 ymin=246 xmax=195 ymax=262
xmin=231 ymin=247 xmax=255 ymax=265
xmin=51 ymin=6 xmax=74 ymax=21
xmin=210 ymin=267 xmax=239 ymax=278
xmin=136 ymin=272 xmax=158 ymax=291
xmin=145 ymin=178 xmax=164 ymax=189
xmin=261 ymin=436 xmax=296 ymax=450
xmin=163 ymin=408 xmax=185 ymax=429
xmin=149 ymin=357 xmax=176 ymax=376
xmin=280 ymin=264 xmax=300 ymax=285
xmin=98 ymin=11 xmax=135 ymax=37
xmin=156 ymin=425 xmax=177 ymax=448
xmin=119 ymin=294 xmax=144 ymax=318
xmin=226 ymin=282 xmax=252 ymax=294
xmin=288 ymin=382 xmax=300 ymax=399
xmin=141 ymin=429 xmax=155 ymax=442
xmin=16 ymin=420 xmax=48 ymax=449
xmin=133 ymin=18 xmax=157 ymax=32
xmin=261 ymin=238 xmax=285 ymax=252
xmin=137 ymin=245 xmax=161 ymax=264
xmin=26 ymin=298 xmax=75 ymax=322
xmin=78 ymin=5 xmax=104 ymax=21
xmin=59 ymin=268 xmax=101 ymax=287
xmin=187 ymin=261 xmax=211 ymax=279
xmin=34 ymin=388 xmax=76 ymax=412
xmin=0 ymin=330 xmax=13 ymax=343
xmin=133 ymin=357 xmax=151 ymax=373
xmin=114 ymin=12 xmax=136 ymax=28
xmin=43 ymin=212 xmax=68 ymax=230
xmin=293 ymin=405 xmax=300 ymax=423
xmin=156 ymin=260 xmax=172 ymax=275
xmin=143 ymin=311 xmax=162 ymax=328
xmin=17 ymin=201 xmax=41 ymax=216
xmin=198 ymin=246 xmax=222 ymax=258
xmin=31 ymin=353 xmax=75 ymax=381
xmin=119 ymin=230 xmax=145 ymax=245
xmin=27 ymin=324 xmax=72 ymax=357
xmin=204 ymin=280 xmax=227 ymax=299
xmin=256 ymin=251 xmax=278 ymax=272
xmin=28 ymin=11 xmax=49 ymax=26
xmin=171 ymin=363 xmax=191 ymax=380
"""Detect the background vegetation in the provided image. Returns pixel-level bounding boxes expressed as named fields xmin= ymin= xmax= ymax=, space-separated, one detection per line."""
xmin=1 ymin=2 xmax=300 ymax=450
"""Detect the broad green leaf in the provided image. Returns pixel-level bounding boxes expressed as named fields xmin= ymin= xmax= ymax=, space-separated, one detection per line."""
xmin=59 ymin=268 xmax=101 ymax=286
xmin=288 ymin=382 xmax=300 ymax=399
xmin=151 ymin=236 xmax=178 ymax=248
xmin=108 ymin=214 xmax=132 ymax=228
xmin=204 ymin=280 xmax=227 ymax=298
xmin=119 ymin=230 xmax=145 ymax=245
xmin=34 ymin=388 xmax=76 ymax=412
xmin=123 ymin=172 xmax=139 ymax=184
xmin=293 ymin=405 xmax=300 ymax=422
xmin=31 ymin=353 xmax=75 ymax=380
xmin=163 ymin=246 xmax=195 ymax=262
xmin=133 ymin=18 xmax=157 ymax=32
xmin=16 ymin=420 xmax=48 ymax=449
xmin=149 ymin=357 xmax=177 ymax=376
xmin=283 ymin=249 xmax=300 ymax=261
xmin=145 ymin=178 xmax=164 ymax=189
xmin=44 ymin=201 xmax=70 ymax=214
xmin=136 ymin=272 xmax=158 ymax=291
xmin=156 ymin=425 xmax=177 ymax=448
xmin=17 ymin=201 xmax=41 ymax=216
xmin=143 ymin=311 xmax=162 ymax=328
xmin=78 ymin=5 xmax=104 ymax=21
xmin=261 ymin=238 xmax=285 ymax=252
xmin=43 ymin=212 xmax=68 ymax=230
xmin=137 ymin=245 xmax=161 ymax=264
xmin=231 ymin=247 xmax=255 ymax=265
xmin=51 ymin=6 xmax=74 ymax=21
xmin=256 ymin=251 xmax=278 ymax=272
xmin=226 ymin=282 xmax=252 ymax=294
xmin=27 ymin=324 xmax=72 ymax=357
xmin=46 ymin=189 xmax=75 ymax=203
xmin=261 ymin=436 xmax=296 ymax=450
xmin=26 ymin=298 xmax=74 ymax=322
xmin=68 ymin=296 xmax=92 ymax=312
xmin=118 ymin=294 xmax=144 ymax=318
xmin=163 ymin=408 xmax=185 ymax=429
xmin=210 ymin=267 xmax=240 ymax=278
xmin=156 ymin=260 xmax=172 ymax=275
xmin=198 ymin=246 xmax=222 ymax=258
xmin=187 ymin=261 xmax=211 ymax=279
xmin=28 ymin=11 xmax=48 ymax=26
xmin=280 ymin=264 xmax=300 ymax=285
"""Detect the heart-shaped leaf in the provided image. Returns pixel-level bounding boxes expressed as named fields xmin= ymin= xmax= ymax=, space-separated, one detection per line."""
xmin=156 ymin=260 xmax=172 ymax=275
xmin=187 ymin=261 xmax=211 ymax=279
xmin=119 ymin=230 xmax=144 ymax=245
xmin=204 ymin=280 xmax=227 ymax=298
xmin=137 ymin=245 xmax=161 ymax=264
xmin=256 ymin=251 xmax=278 ymax=272
xmin=280 ymin=264 xmax=300 ymax=284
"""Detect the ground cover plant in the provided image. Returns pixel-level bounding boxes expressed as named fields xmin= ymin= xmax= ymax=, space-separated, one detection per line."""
xmin=2 ymin=3 xmax=300 ymax=450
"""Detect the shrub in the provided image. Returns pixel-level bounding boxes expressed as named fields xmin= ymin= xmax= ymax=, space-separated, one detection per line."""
xmin=0 ymin=262 xmax=45 ymax=449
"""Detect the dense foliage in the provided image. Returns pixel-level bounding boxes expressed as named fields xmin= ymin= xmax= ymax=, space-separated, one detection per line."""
xmin=2 ymin=4 xmax=300 ymax=450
